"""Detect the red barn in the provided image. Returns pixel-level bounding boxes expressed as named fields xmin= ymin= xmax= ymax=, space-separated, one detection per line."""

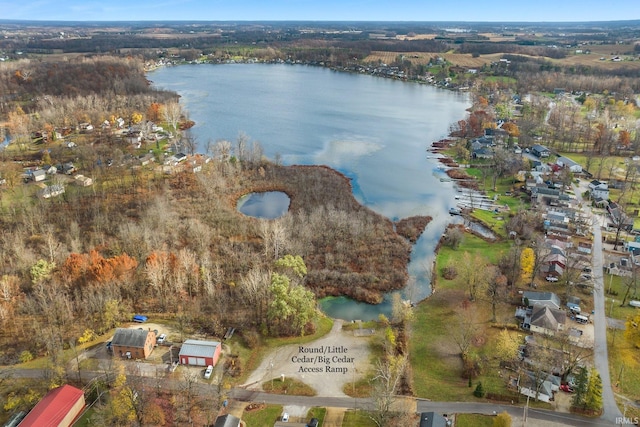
xmin=19 ymin=384 xmax=85 ymax=427
xmin=179 ymin=339 xmax=222 ymax=367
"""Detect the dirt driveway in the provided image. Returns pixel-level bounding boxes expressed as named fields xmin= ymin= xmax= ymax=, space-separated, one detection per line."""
xmin=242 ymin=319 xmax=374 ymax=397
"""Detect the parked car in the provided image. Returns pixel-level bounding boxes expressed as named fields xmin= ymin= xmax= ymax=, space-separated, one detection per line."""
xmin=132 ymin=315 xmax=148 ymax=323
xmin=546 ymin=276 xmax=559 ymax=282
xmin=282 ymin=413 xmax=289 ymax=422
xmin=560 ymin=384 xmax=574 ymax=393
xmin=204 ymin=365 xmax=213 ymax=379
xmin=157 ymin=333 xmax=166 ymax=344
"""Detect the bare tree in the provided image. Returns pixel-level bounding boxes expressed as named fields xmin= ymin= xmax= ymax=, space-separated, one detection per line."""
xmin=451 ymin=305 xmax=481 ymax=358
xmin=370 ymin=354 xmax=408 ymax=427
xmin=163 ymin=100 xmax=182 ymax=136
xmin=178 ymin=370 xmax=200 ymax=425
xmin=239 ymin=266 xmax=271 ymax=321
xmin=458 ymin=252 xmax=491 ymax=301
xmin=259 ymin=219 xmax=289 ymax=260
xmin=486 ymin=269 xmax=507 ymax=322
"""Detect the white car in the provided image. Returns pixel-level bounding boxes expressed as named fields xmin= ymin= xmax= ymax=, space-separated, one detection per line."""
xmin=545 ymin=276 xmax=559 ymax=282
xmin=281 ymin=413 xmax=289 ymax=422
xmin=204 ymin=365 xmax=213 ymax=379
xmin=156 ymin=333 xmax=166 ymax=344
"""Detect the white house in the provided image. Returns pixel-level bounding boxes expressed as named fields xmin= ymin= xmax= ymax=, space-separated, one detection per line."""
xmin=588 ymin=180 xmax=609 ymax=200
xmin=556 ymin=156 xmax=582 ymax=173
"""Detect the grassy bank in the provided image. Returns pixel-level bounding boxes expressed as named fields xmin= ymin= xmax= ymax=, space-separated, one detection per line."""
xmin=411 ymin=231 xmax=515 ymax=401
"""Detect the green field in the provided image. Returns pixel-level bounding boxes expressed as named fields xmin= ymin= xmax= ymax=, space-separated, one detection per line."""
xmin=242 ymin=404 xmax=284 ymax=427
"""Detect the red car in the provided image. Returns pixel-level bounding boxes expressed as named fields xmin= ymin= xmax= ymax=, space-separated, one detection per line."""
xmin=560 ymin=384 xmax=574 ymax=393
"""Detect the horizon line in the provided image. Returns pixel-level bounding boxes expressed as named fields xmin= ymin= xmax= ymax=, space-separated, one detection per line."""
xmin=1 ymin=18 xmax=639 ymax=25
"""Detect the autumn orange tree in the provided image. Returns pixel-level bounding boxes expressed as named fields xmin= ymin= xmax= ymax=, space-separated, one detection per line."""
xmin=147 ymin=102 xmax=163 ymax=122
xmin=60 ymin=250 xmax=138 ymax=289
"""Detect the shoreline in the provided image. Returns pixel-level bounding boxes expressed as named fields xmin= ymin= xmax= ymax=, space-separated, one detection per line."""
xmin=152 ymin=62 xmax=471 ymax=313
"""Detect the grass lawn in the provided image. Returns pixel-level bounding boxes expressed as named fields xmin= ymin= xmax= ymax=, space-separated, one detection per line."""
xmin=437 ymin=233 xmax=510 ymax=272
xmin=261 ymin=377 xmax=316 ymax=396
xmin=603 ymin=272 xmax=640 ymax=320
xmin=341 ymin=410 xmax=378 ymax=427
xmin=73 ymin=407 xmax=97 ymax=426
xmin=557 ymin=152 xmax=628 ymax=180
xmin=411 ymin=229 xmax=536 ymax=402
xmin=608 ymin=329 xmax=640 ymax=422
xmin=242 ymin=404 xmax=284 ymax=427
xmin=483 ymin=76 xmax=517 ymax=85
xmin=471 ymin=209 xmax=508 ymax=238
xmin=410 ymin=292 xmax=521 ymax=401
xmin=455 ymin=413 xmax=495 ymax=427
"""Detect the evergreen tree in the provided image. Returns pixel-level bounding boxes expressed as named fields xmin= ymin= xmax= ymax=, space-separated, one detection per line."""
xmin=473 ymin=381 xmax=485 ymax=398
xmin=584 ymin=368 xmax=603 ymax=413
xmin=571 ymin=365 xmax=589 ymax=408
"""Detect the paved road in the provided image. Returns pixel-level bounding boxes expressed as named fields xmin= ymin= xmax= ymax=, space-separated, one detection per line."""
xmin=575 ymin=181 xmax=624 ymax=424
xmin=590 ymin=209 xmax=624 ymax=423
xmin=2 ymin=362 xmax=619 ymax=427
xmin=229 ymin=389 xmax=614 ymax=426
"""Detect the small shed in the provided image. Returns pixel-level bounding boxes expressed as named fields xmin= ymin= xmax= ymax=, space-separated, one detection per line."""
xmin=19 ymin=384 xmax=85 ymax=427
xmin=32 ymin=169 xmax=47 ymax=182
xmin=179 ymin=339 xmax=222 ymax=367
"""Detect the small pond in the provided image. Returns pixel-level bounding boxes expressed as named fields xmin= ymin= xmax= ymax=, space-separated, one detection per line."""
xmin=319 ymin=295 xmax=394 ymax=322
xmin=237 ymin=191 xmax=290 ymax=219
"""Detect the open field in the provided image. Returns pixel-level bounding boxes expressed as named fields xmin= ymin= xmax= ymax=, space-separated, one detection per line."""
xmin=364 ymin=43 xmax=640 ymax=70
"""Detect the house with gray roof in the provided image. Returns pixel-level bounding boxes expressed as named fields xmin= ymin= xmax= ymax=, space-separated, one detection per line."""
xmin=556 ymin=156 xmax=582 ymax=173
xmin=522 ymin=291 xmax=561 ymax=309
xmin=531 ymin=144 xmax=551 ymax=158
xmin=528 ymin=306 xmax=566 ymax=336
xmin=419 ymin=412 xmax=449 ymax=427
xmin=214 ymin=414 xmax=241 ymax=427
xmin=111 ymin=328 xmax=156 ymax=359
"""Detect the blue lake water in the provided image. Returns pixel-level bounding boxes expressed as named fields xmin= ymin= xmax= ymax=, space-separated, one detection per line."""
xmin=150 ymin=64 xmax=471 ymax=320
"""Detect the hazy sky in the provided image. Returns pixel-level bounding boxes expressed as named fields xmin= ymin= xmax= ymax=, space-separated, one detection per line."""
xmin=1 ymin=0 xmax=639 ymax=22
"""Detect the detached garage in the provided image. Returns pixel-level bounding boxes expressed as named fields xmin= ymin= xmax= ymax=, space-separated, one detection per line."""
xmin=179 ymin=339 xmax=222 ymax=367
xmin=19 ymin=384 xmax=85 ymax=427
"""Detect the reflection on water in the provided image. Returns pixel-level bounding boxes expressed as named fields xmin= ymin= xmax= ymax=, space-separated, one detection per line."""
xmin=237 ymin=191 xmax=290 ymax=219
xmin=319 ymin=295 xmax=394 ymax=322
xmin=150 ymin=64 xmax=471 ymax=319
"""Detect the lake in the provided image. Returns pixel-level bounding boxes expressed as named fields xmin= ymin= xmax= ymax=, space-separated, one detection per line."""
xmin=150 ymin=63 xmax=470 ymax=320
